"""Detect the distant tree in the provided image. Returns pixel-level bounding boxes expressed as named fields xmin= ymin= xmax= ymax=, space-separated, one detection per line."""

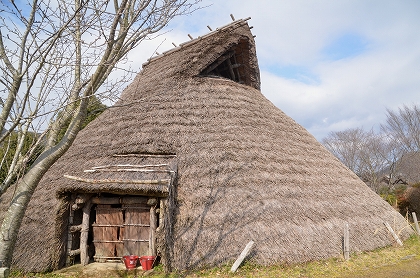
xmin=322 ymin=128 xmax=392 ymax=192
xmin=322 ymin=104 xmax=420 ymax=193
xmin=322 ymin=128 xmax=366 ymax=175
xmin=381 ymin=104 xmax=420 ymax=153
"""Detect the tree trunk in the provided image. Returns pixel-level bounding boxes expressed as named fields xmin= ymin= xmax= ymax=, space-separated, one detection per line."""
xmin=0 ymin=98 xmax=88 ymax=272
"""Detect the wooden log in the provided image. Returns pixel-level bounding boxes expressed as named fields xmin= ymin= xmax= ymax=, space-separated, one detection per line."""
xmin=69 ymin=224 xmax=82 ymax=233
xmin=91 ymin=196 xmax=120 ymax=205
xmin=231 ymin=241 xmax=255 ymax=273
xmin=147 ymin=198 xmax=158 ymax=206
xmin=84 ymin=168 xmax=174 ymax=173
xmin=63 ymin=174 xmax=170 ymax=185
xmin=93 ymin=256 xmax=122 ymax=260
xmin=68 ymin=249 xmax=81 ymax=256
xmin=75 ymin=194 xmax=91 ymax=204
xmin=159 ymin=199 xmax=165 ymax=228
xmin=150 ymin=206 xmax=157 ymax=256
xmin=91 ymin=163 xmax=169 ymax=169
xmin=412 ymin=212 xmax=420 ymax=235
xmin=91 ymin=224 xmax=124 ymax=227
xmin=80 ymin=198 xmax=93 ymax=265
xmin=343 ymin=223 xmax=350 ymax=260
xmin=202 ymin=51 xmax=234 ymax=74
xmin=112 ymin=154 xmax=176 ymax=158
xmin=226 ymin=57 xmax=236 ymax=81
xmin=384 ymin=222 xmax=403 ymax=246
xmin=71 ymin=194 xmax=91 ymax=210
xmin=121 ymin=196 xmax=148 ymax=205
xmin=66 ymin=208 xmax=75 ymax=266
xmin=92 ymin=240 xmax=123 ymax=243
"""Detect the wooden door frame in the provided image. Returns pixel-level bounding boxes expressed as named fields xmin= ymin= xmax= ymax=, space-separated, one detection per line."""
xmin=65 ymin=194 xmax=161 ymax=265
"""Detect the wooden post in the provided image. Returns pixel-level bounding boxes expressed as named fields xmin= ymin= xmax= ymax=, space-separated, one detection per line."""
xmin=159 ymin=199 xmax=165 ymax=228
xmin=66 ymin=206 xmax=75 ymax=266
xmin=231 ymin=241 xmax=255 ymax=273
xmin=80 ymin=198 xmax=92 ymax=265
xmin=412 ymin=212 xmax=420 ymax=235
xmin=384 ymin=222 xmax=403 ymax=246
xmin=343 ymin=223 xmax=350 ymax=260
xmin=149 ymin=206 xmax=157 ymax=256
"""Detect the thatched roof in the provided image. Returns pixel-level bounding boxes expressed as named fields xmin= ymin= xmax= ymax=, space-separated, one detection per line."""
xmin=1 ymin=18 xmax=412 ymax=273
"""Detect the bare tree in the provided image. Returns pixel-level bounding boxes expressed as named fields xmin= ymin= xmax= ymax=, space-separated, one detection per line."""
xmin=0 ymin=0 xmax=200 ymax=273
xmin=322 ymin=128 xmax=365 ymax=174
xmin=322 ymin=128 xmax=392 ymax=192
xmin=357 ymin=131 xmax=395 ymax=192
xmin=381 ymin=104 xmax=420 ymax=153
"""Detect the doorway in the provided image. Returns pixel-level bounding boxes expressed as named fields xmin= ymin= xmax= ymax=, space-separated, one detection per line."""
xmin=67 ymin=194 xmax=159 ymax=264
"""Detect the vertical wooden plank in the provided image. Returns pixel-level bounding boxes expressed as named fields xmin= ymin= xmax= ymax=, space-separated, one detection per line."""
xmin=66 ymin=207 xmax=75 ymax=266
xmin=94 ymin=206 xmax=123 ymax=260
xmin=159 ymin=199 xmax=165 ymax=228
xmin=93 ymin=226 xmax=119 ymax=258
xmin=123 ymin=206 xmax=150 ymax=256
xmin=343 ymin=223 xmax=350 ymax=260
xmin=115 ymin=225 xmax=124 ymax=257
xmin=150 ymin=206 xmax=157 ymax=256
xmin=384 ymin=222 xmax=403 ymax=246
xmin=412 ymin=212 xmax=420 ymax=235
xmin=80 ymin=199 xmax=92 ymax=265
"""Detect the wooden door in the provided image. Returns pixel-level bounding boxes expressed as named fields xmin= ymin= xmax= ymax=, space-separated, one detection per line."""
xmin=123 ymin=205 xmax=150 ymax=256
xmin=92 ymin=205 xmax=124 ymax=261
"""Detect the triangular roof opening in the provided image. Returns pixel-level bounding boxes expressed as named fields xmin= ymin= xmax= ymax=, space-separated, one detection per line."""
xmin=200 ymin=38 xmax=252 ymax=86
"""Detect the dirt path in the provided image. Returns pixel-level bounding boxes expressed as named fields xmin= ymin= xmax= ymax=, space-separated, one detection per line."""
xmin=55 ymin=262 xmax=140 ymax=277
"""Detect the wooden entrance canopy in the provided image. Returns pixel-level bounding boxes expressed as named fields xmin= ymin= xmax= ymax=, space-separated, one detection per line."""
xmin=59 ymin=154 xmax=177 ymax=266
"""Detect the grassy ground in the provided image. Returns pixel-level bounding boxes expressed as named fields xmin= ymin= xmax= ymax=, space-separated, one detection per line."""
xmin=11 ymin=235 xmax=420 ymax=278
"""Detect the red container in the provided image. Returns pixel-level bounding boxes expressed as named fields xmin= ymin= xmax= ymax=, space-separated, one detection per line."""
xmin=122 ymin=255 xmax=138 ymax=269
xmin=139 ymin=256 xmax=156 ymax=270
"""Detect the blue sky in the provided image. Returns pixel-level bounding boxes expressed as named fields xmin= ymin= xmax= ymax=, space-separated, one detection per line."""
xmin=128 ymin=0 xmax=420 ymax=141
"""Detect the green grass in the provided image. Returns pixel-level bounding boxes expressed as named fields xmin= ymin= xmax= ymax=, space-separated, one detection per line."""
xmin=10 ymin=235 xmax=420 ymax=278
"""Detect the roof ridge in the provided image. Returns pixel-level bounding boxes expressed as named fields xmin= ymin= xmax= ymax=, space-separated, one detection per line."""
xmin=142 ymin=17 xmax=252 ymax=68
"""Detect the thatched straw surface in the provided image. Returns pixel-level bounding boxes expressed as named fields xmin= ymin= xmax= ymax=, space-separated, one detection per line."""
xmin=0 ymin=19 xmax=412 ymax=272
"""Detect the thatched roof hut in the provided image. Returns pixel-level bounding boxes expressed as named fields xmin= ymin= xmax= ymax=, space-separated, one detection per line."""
xmin=1 ymin=18 xmax=412 ymax=273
